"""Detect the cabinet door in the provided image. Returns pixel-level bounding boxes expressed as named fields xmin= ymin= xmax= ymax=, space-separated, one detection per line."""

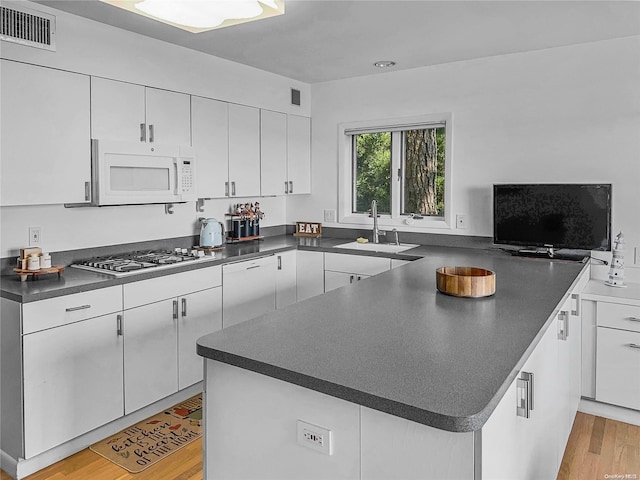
xmin=23 ymin=313 xmax=124 ymax=458
xmin=145 ymin=87 xmax=191 ymax=146
xmin=124 ymin=299 xmax=178 ymax=414
xmin=324 ymin=271 xmax=356 ymax=293
xmin=297 ymin=251 xmax=325 ymax=301
xmin=91 ymin=77 xmax=145 ymax=142
xmin=260 ymin=110 xmax=288 ymax=196
xmin=178 ymin=287 xmax=222 ymax=390
xmin=222 ymin=256 xmax=276 ymax=328
xmin=228 ymin=104 xmax=261 ymax=197
xmin=287 ymin=115 xmax=311 ymax=195
xmin=276 ymin=251 xmax=297 ymax=309
xmin=482 ymin=316 xmax=560 ymax=479
xmin=1 ymin=60 xmax=91 ymax=206
xmin=596 ymin=327 xmax=640 ymax=410
xmin=191 ymin=96 xmax=229 ymax=198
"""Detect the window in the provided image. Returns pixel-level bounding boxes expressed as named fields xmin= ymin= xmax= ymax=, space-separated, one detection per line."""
xmin=341 ymin=114 xmax=451 ymax=227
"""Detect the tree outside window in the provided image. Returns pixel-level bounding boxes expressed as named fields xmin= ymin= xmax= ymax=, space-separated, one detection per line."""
xmin=352 ymin=124 xmax=446 ymax=218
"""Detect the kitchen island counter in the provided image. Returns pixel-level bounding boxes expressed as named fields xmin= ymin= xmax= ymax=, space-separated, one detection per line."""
xmin=197 ymin=245 xmax=588 ymax=433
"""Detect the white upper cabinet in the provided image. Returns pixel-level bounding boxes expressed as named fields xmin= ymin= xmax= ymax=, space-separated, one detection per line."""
xmin=228 ymin=103 xmax=261 ymax=198
xmin=287 ymin=114 xmax=311 ymax=195
xmin=91 ymin=77 xmax=190 ymax=146
xmin=260 ymin=112 xmax=312 ymax=196
xmin=191 ymin=96 xmax=229 ymax=198
xmin=260 ymin=110 xmax=288 ymax=196
xmin=1 ymin=60 xmax=91 ymax=206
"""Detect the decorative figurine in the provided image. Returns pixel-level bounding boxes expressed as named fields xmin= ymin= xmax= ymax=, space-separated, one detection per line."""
xmin=605 ymin=231 xmax=625 ymax=287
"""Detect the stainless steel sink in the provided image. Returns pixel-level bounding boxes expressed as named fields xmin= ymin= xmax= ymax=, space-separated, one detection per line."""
xmin=334 ymin=241 xmax=419 ymax=253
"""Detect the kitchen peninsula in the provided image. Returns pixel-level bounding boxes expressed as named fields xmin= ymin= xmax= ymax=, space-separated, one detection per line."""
xmin=197 ymin=245 xmax=589 ymax=480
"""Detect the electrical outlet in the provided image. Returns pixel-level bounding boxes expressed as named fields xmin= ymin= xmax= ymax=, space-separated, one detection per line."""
xmin=296 ymin=420 xmax=332 ymax=455
xmin=324 ymin=209 xmax=337 ymax=223
xmin=28 ymin=226 xmax=41 ymax=246
xmin=456 ymin=214 xmax=466 ymax=229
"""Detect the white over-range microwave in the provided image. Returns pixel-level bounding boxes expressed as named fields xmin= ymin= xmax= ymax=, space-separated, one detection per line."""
xmin=91 ymin=139 xmax=196 ymax=206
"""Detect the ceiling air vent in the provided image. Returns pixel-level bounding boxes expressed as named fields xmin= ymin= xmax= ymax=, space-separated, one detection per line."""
xmin=1 ymin=4 xmax=56 ymax=51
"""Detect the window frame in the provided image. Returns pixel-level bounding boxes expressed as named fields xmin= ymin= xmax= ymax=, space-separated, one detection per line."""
xmin=338 ymin=113 xmax=453 ymax=230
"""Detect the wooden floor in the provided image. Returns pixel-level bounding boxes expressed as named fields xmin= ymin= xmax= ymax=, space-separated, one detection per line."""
xmin=558 ymin=413 xmax=640 ymax=480
xmin=1 ymin=412 xmax=638 ymax=480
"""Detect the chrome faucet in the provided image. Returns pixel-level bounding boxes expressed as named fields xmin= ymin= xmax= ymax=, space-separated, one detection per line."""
xmin=370 ymin=199 xmax=384 ymax=243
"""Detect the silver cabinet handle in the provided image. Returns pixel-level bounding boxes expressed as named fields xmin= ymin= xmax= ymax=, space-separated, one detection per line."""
xmin=284 ymin=181 xmax=289 ymax=194
xmin=65 ymin=304 xmax=91 ymax=312
xmin=516 ymin=371 xmax=534 ymax=418
xmin=277 ymin=256 xmax=282 ymax=270
xmin=231 ymin=181 xmax=236 ymax=196
xmin=140 ymin=123 xmax=146 ymax=142
xmin=84 ymin=181 xmax=91 ymax=201
xmin=625 ymin=317 xmax=640 ymax=323
xmin=571 ymin=293 xmax=580 ymax=316
xmin=116 ymin=314 xmax=123 ymax=336
xmin=628 ymin=343 xmax=640 ymax=350
xmin=558 ymin=311 xmax=569 ymax=341
xmin=246 ymin=264 xmax=261 ymax=270
xmin=225 ymin=181 xmax=229 ymax=197
xmin=173 ymin=299 xmax=179 ymax=320
xmin=148 ymin=124 xmax=155 ymax=143
xmin=289 ymin=181 xmax=293 ymax=193
xmin=182 ymin=298 xmax=187 ymax=318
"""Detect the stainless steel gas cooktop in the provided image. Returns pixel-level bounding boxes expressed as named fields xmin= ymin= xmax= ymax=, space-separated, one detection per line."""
xmin=71 ymin=248 xmax=216 ymax=277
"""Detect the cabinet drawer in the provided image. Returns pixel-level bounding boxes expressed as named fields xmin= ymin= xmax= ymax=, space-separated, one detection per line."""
xmin=595 ymin=327 xmax=640 ymax=410
xmin=22 ymin=286 xmax=122 ymax=334
xmin=324 ymin=253 xmax=390 ymax=276
xmin=596 ymin=302 xmax=640 ymax=333
xmin=124 ymin=265 xmax=222 ymax=309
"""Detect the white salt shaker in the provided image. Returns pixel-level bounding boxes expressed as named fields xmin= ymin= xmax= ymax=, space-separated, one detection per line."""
xmin=40 ymin=253 xmax=52 ymax=269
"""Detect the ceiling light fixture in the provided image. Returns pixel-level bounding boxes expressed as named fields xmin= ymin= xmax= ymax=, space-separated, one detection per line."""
xmin=373 ymin=60 xmax=396 ymax=69
xmin=99 ymin=0 xmax=285 ymax=33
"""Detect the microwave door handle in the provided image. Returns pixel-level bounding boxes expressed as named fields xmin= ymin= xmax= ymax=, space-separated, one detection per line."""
xmin=174 ymin=160 xmax=181 ymax=196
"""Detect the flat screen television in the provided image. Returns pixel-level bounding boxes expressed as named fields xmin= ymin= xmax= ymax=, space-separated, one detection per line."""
xmin=493 ymin=183 xmax=611 ymax=252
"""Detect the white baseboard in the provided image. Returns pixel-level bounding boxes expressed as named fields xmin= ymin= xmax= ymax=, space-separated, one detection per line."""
xmin=579 ymin=397 xmax=640 ymax=426
xmin=1 ymin=384 xmax=202 ymax=480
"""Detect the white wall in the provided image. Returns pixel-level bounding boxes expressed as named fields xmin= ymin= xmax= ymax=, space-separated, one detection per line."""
xmin=292 ymin=36 xmax=640 ymax=259
xmin=0 ymin=1 xmax=305 ymax=258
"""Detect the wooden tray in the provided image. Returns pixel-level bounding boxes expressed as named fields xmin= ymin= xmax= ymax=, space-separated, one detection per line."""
xmin=436 ymin=266 xmax=495 ymax=298
xmin=14 ymin=265 xmax=64 ymax=282
xmin=225 ymin=235 xmax=264 ymax=244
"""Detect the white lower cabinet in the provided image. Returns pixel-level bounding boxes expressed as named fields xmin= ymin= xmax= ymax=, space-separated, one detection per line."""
xmin=223 ymin=256 xmax=277 ymax=328
xmin=324 ymin=253 xmax=390 ymax=293
xmin=482 ymin=311 xmax=562 ymax=480
xmin=123 ymin=267 xmax=222 ymax=413
xmin=123 ymin=298 xmax=179 ymax=414
xmin=596 ymin=327 xmax=640 ymax=411
xmin=178 ymin=288 xmax=223 ymax=389
xmin=276 ymin=250 xmax=297 ymax=309
xmin=296 ymin=250 xmax=325 ymax=301
xmin=23 ymin=311 xmax=124 ymax=458
xmin=324 ymin=271 xmax=371 ymax=292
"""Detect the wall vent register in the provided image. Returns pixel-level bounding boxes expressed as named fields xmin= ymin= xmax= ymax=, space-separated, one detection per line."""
xmin=0 ymin=4 xmax=56 ymax=51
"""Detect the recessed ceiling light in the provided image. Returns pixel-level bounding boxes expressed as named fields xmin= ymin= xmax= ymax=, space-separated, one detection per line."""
xmin=373 ymin=61 xmax=396 ymax=69
xmin=99 ymin=0 xmax=285 ymax=33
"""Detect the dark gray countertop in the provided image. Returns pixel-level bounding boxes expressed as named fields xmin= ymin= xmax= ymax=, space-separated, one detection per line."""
xmin=0 ymin=235 xmax=421 ymax=303
xmin=197 ymin=245 xmax=588 ymax=433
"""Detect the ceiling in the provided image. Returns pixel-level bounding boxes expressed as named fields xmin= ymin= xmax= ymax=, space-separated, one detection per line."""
xmin=35 ymin=0 xmax=640 ymax=84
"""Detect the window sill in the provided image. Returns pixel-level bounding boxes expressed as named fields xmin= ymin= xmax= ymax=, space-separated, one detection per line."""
xmin=338 ymin=214 xmax=452 ymax=230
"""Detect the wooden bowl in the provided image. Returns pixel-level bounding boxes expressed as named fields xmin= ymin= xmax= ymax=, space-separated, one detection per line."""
xmin=436 ymin=266 xmax=496 ymax=298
